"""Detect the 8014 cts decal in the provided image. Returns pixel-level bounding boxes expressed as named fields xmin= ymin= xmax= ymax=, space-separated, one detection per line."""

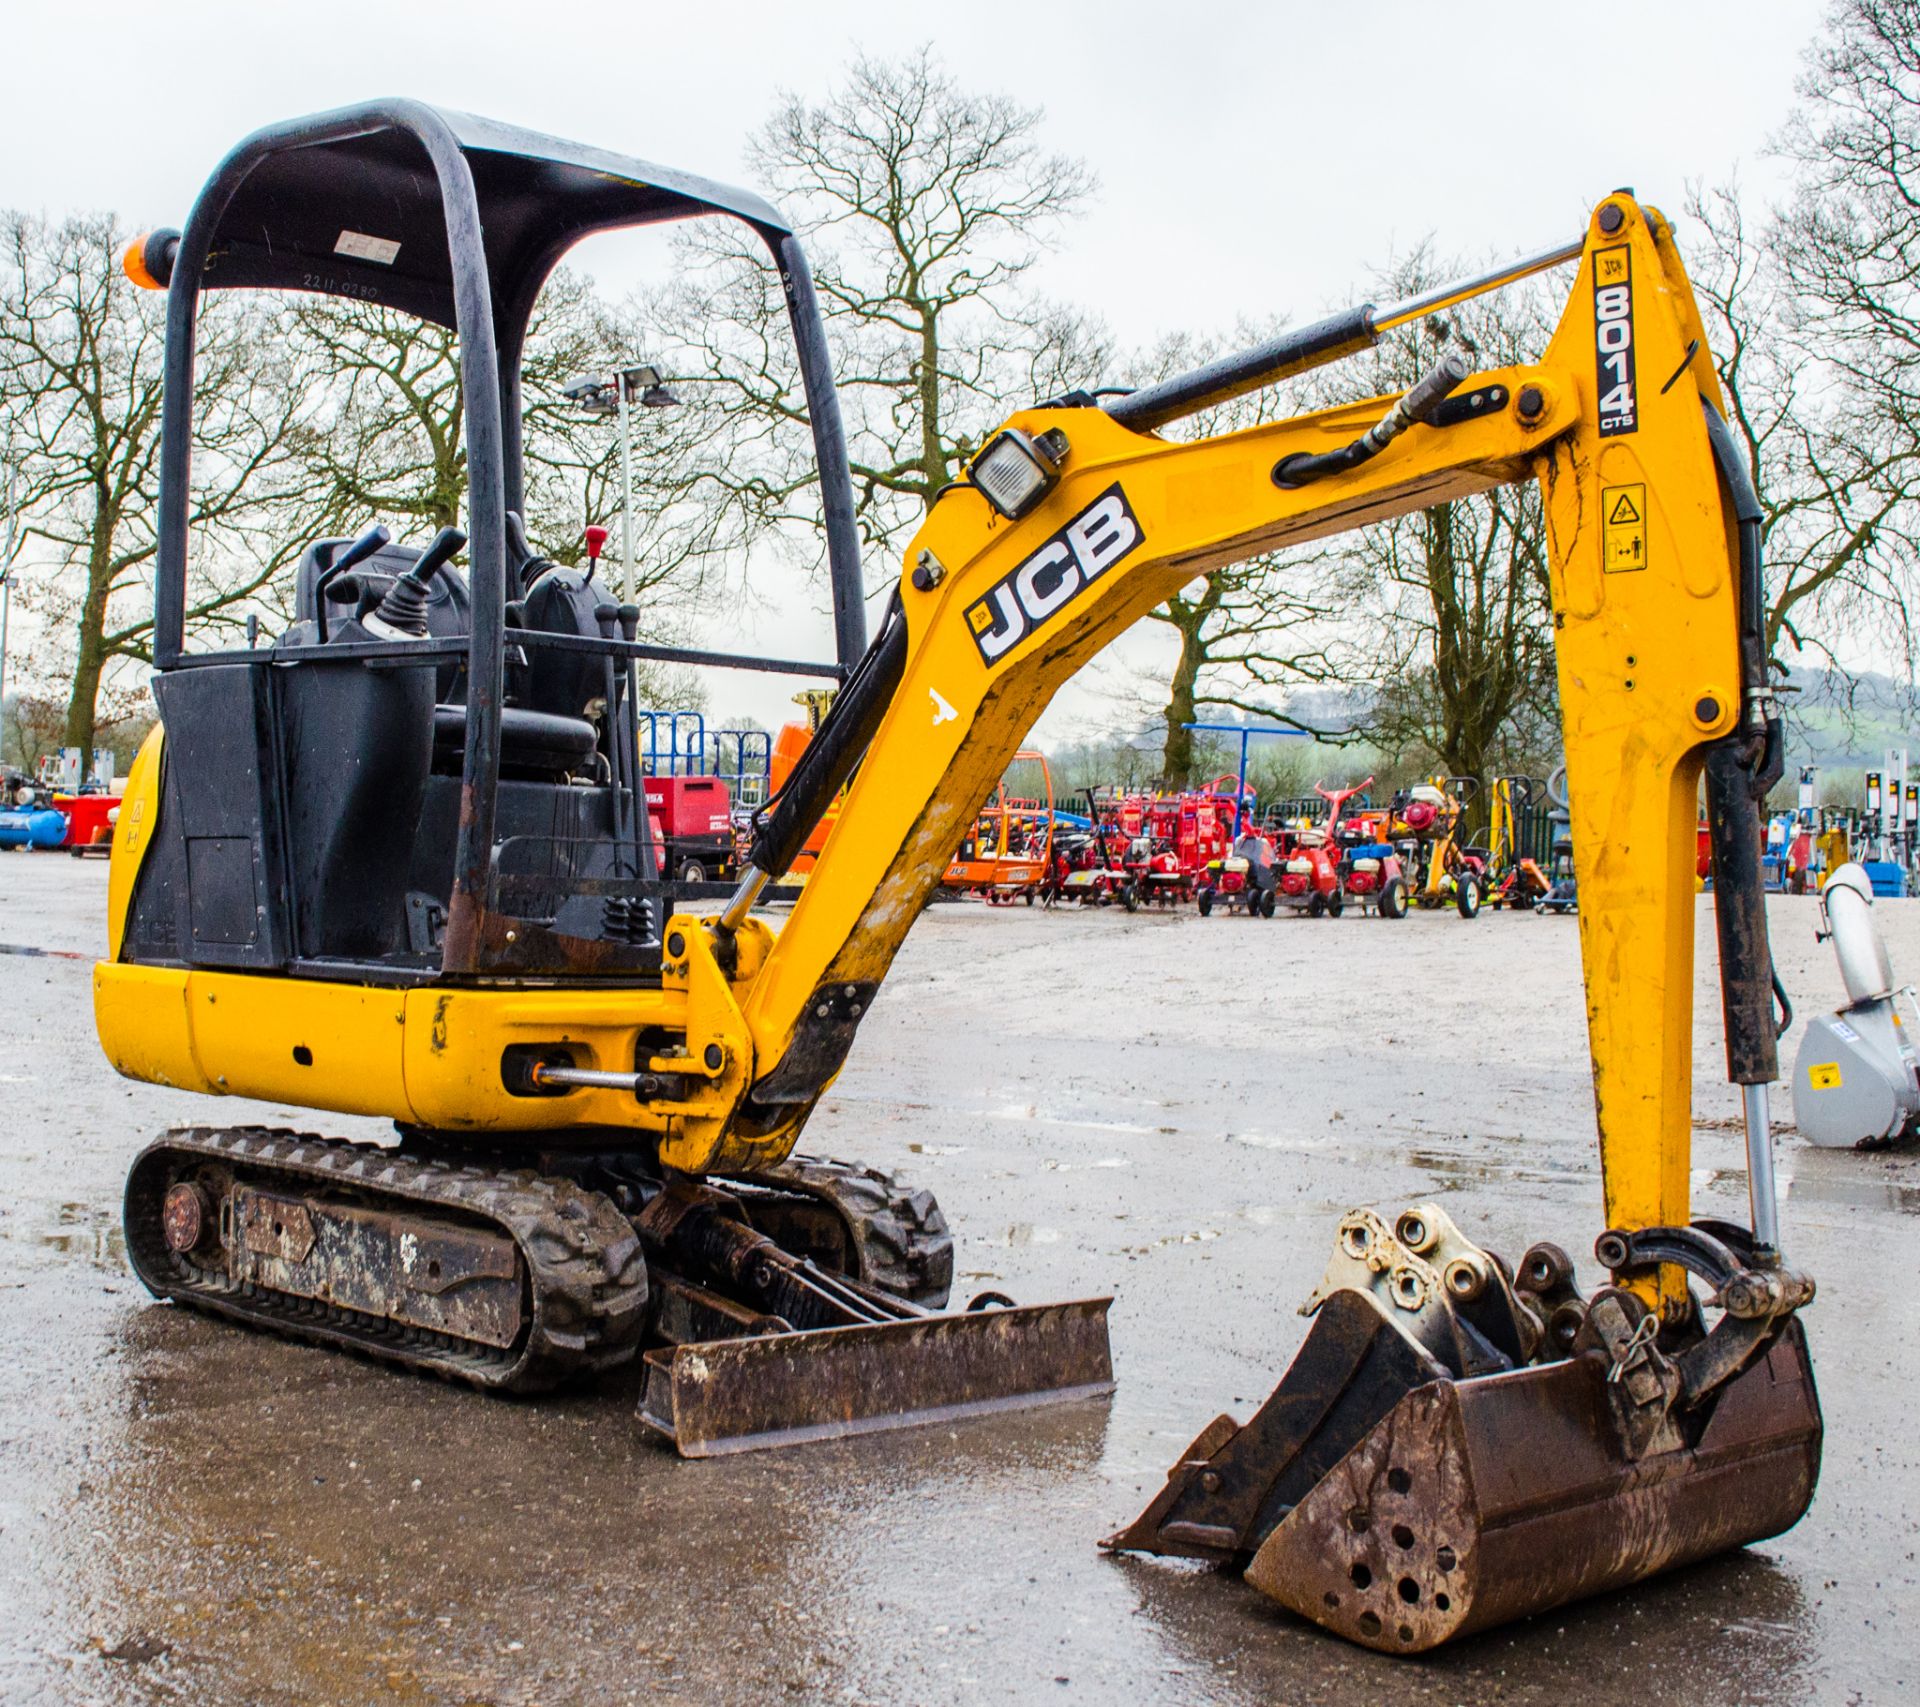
xmin=1593 ymin=244 xmax=1637 ymax=437
xmin=965 ymin=483 xmax=1143 ymax=665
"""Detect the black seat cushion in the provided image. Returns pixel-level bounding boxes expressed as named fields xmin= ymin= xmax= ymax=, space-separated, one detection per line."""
xmin=433 ymin=705 xmax=598 ymax=777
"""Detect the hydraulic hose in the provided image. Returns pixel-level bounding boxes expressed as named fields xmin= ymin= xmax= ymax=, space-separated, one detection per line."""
xmin=722 ymin=592 xmax=910 ymax=924
xmin=1699 ymin=400 xmax=1787 ymax=1258
xmin=1271 ymin=347 xmax=1474 ymax=488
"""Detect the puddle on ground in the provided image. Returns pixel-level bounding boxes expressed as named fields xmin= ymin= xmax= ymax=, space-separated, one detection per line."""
xmin=1404 ymin=1147 xmax=1596 ymax=1190
xmin=996 ymin=1224 xmax=1063 ymax=1247
xmin=1236 ymin=1202 xmax=1348 ymax=1226
xmin=1408 ymin=1146 xmax=1919 ymax=1214
xmin=1228 ymin=1130 xmax=1339 ymax=1153
xmin=13 ymin=1201 xmax=126 ymax=1268
xmin=1782 ymin=1169 xmax=1920 ymax=1215
xmin=988 ymin=1103 xmax=1156 ymax=1135
xmin=1118 ymin=1227 xmax=1222 ymax=1254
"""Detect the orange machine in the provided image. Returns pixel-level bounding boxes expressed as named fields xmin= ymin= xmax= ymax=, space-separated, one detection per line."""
xmin=943 ymin=750 xmax=1055 ymax=903
xmin=768 ymin=690 xmax=839 ymax=879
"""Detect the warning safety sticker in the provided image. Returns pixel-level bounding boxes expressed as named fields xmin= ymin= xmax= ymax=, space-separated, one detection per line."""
xmin=1601 ymin=482 xmax=1647 ymax=574
xmin=1807 ymin=1062 xmax=1843 ymax=1091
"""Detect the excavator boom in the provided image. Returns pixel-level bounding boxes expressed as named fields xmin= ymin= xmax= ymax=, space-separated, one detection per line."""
xmin=701 ymin=189 xmax=1817 ymax=1647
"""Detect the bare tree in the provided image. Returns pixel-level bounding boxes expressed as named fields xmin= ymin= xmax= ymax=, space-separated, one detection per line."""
xmin=1727 ymin=0 xmax=1920 ymax=677
xmin=633 ymin=48 xmax=1101 ymax=584
xmin=0 ymin=212 xmax=321 ymax=753
xmin=289 ymin=269 xmax=674 ymax=587
xmin=1334 ymin=487 xmax=1557 ymax=786
xmin=1111 ymin=326 xmax=1348 ymax=787
xmin=2 ymin=689 xmax=66 ymax=772
xmin=1687 ymin=182 xmax=1920 ymax=677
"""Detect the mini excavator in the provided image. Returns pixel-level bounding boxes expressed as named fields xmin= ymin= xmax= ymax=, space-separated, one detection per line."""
xmin=102 ymin=102 xmax=1817 ymax=1654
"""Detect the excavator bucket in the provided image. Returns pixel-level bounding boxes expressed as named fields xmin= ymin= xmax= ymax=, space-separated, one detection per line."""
xmin=1106 ymin=1206 xmax=1820 ymax=1653
xmin=638 ymin=1297 xmax=1114 ymax=1457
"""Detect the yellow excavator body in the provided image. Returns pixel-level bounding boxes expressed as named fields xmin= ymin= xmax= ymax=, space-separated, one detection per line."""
xmin=98 ymin=96 xmax=1814 ymax=1657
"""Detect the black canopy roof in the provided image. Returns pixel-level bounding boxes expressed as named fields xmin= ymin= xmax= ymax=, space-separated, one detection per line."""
xmin=196 ymin=102 xmax=790 ymax=328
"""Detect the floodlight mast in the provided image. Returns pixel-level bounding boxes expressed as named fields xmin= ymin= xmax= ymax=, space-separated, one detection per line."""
xmin=562 ymin=365 xmax=676 ymax=603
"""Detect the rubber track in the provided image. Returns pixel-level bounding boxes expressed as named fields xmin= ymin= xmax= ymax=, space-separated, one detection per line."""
xmin=738 ymin=1153 xmax=955 ymax=1309
xmin=124 ymin=1127 xmax=649 ymax=1393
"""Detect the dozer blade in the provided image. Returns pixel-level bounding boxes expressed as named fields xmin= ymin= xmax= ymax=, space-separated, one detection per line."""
xmin=1246 ymin=1323 xmax=1820 ymax=1652
xmin=638 ymin=1297 xmax=1113 ymax=1457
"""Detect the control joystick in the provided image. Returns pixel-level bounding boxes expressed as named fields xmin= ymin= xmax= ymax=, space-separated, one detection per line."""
xmin=368 ymin=526 xmax=468 ymax=638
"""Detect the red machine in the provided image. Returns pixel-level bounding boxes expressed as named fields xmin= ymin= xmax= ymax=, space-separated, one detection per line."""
xmin=1192 ymin=779 xmax=1273 ymax=917
xmin=1120 ymin=824 xmax=1191 ymax=907
xmin=1116 ymin=785 xmax=1242 ymax=908
xmin=1197 ymin=831 xmax=1277 ymax=917
xmin=1272 ymin=825 xmax=1345 ymax=916
xmin=1049 ymin=791 xmax=1135 ymax=907
xmin=642 ymin=775 xmax=734 ymax=882
xmin=56 ymin=792 xmax=122 ymax=858
xmin=1317 ymin=777 xmax=1407 ymax=919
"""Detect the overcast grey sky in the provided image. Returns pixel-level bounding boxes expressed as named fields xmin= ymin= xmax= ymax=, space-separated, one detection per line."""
xmin=4 ymin=0 xmax=1831 ymax=740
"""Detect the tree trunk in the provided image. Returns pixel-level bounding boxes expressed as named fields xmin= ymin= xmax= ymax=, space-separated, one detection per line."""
xmin=63 ymin=508 xmax=117 ymax=756
xmin=64 ymin=632 xmax=104 ymax=756
xmin=916 ymin=310 xmax=946 ymax=501
xmin=1160 ymin=612 xmax=1204 ymax=788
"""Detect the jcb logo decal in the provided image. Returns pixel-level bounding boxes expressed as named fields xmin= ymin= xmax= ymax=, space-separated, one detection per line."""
xmin=1593 ymin=245 xmax=1638 ymax=437
xmin=965 ymin=483 xmax=1143 ymax=665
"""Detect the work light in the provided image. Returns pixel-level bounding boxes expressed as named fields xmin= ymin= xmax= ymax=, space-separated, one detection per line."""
xmin=968 ymin=428 xmax=1061 ymax=520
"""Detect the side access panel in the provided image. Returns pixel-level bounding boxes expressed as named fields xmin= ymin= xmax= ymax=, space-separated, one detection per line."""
xmin=146 ymin=664 xmax=290 ymax=969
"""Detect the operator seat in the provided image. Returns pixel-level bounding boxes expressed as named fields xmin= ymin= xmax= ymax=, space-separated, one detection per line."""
xmin=291 ymin=531 xmax=601 ymax=780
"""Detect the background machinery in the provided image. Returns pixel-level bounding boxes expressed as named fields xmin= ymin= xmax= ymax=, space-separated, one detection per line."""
xmin=1318 ymin=777 xmax=1408 ymax=919
xmin=1474 ymin=774 xmax=1554 ymax=910
xmin=1049 ymin=787 xmax=1135 ymax=907
xmin=942 ymin=749 xmax=1054 ymax=902
xmin=1791 ymin=860 xmax=1919 ymax=1147
xmin=1400 ymin=776 xmax=1485 ymax=916
xmin=98 ymin=106 xmax=1815 ymax=1655
xmin=1271 ymin=819 xmax=1346 ymax=916
xmin=1540 ymin=761 xmax=1579 ymax=913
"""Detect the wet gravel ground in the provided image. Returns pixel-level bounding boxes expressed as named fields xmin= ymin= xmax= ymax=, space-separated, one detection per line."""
xmin=1 ymin=854 xmax=1916 ymax=1705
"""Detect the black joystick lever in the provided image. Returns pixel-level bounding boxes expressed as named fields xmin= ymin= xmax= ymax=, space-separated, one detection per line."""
xmin=505 ymin=511 xmax=550 ymax=599
xmin=313 ymin=523 xmax=392 ymax=641
xmin=371 ymin=526 xmax=468 ymax=637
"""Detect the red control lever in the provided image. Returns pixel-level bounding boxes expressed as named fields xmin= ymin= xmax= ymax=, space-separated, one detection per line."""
xmin=584 ymin=525 xmax=609 ymax=567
